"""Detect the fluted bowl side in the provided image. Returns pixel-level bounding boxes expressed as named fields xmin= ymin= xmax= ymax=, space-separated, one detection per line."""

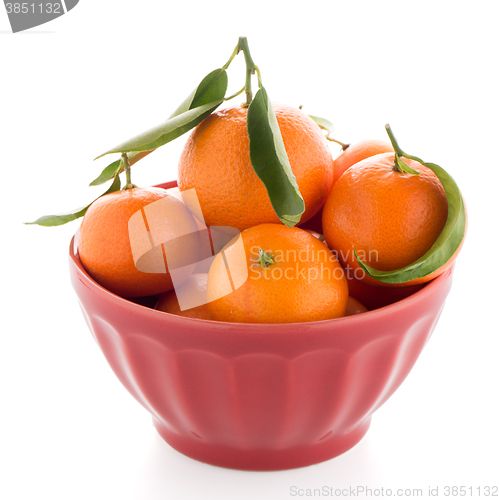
xmin=69 ymin=228 xmax=453 ymax=470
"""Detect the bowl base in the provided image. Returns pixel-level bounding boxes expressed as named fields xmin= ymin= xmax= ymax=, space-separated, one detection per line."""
xmin=152 ymin=417 xmax=371 ymax=471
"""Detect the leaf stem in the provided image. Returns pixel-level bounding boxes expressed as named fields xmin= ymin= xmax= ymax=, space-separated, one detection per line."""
xmin=385 ymin=124 xmax=420 ymax=175
xmin=385 ymin=124 xmax=404 ymax=158
xmin=238 ymin=37 xmax=260 ymax=106
xmin=222 ymin=41 xmax=240 ymax=71
xmin=224 ymin=85 xmax=246 ymax=101
xmin=121 ymin=153 xmax=137 ymax=190
xmin=326 ymin=136 xmax=350 ymax=150
xmin=306 ymin=111 xmax=349 ymax=150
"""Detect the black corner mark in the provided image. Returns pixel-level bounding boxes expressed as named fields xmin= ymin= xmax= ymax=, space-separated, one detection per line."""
xmin=3 ymin=1 xmax=80 ymax=33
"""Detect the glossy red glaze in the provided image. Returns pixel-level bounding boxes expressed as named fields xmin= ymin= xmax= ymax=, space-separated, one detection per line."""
xmin=68 ymin=181 xmax=454 ymax=471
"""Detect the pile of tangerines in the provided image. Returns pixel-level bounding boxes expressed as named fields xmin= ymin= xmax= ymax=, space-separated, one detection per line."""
xmin=30 ymin=38 xmax=466 ymax=324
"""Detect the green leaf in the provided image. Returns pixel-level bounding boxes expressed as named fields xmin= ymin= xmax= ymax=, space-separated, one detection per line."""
xmin=395 ymin=155 xmax=421 ymax=175
xmin=89 ymin=151 xmax=154 ymax=186
xmin=169 ymin=68 xmax=229 ymax=117
xmin=26 ymin=205 xmax=89 ymax=227
xmin=25 ymin=175 xmax=121 ymax=227
xmin=309 ymin=115 xmax=335 ymax=136
xmin=355 ymin=159 xmax=466 ymax=283
xmin=247 ymin=87 xmax=305 ymax=227
xmin=95 ymin=69 xmax=228 ymax=159
xmin=95 ymin=101 xmax=223 ymax=158
xmin=90 ymin=159 xmax=121 ymax=186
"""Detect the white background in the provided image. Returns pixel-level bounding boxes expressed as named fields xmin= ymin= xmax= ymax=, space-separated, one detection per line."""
xmin=1 ymin=1 xmax=499 ymax=499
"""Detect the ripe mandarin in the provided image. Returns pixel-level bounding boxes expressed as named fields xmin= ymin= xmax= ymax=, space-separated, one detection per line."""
xmin=178 ymin=104 xmax=334 ymax=231
xmin=155 ymin=274 xmax=212 ymax=320
xmin=332 ymin=139 xmax=393 ymax=185
xmin=78 ymin=187 xmax=200 ymax=298
xmin=322 ymin=153 xmax=449 ymax=287
xmin=344 ymin=296 xmax=369 ymax=316
xmin=207 ymin=224 xmax=348 ymax=323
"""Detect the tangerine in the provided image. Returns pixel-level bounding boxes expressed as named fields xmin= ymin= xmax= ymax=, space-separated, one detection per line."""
xmin=344 ymin=296 xmax=369 ymax=316
xmin=78 ymin=187 xmax=200 ymax=298
xmin=322 ymin=152 xmax=449 ymax=287
xmin=206 ymin=224 xmax=348 ymax=323
xmin=178 ymin=104 xmax=334 ymax=231
xmin=155 ymin=274 xmax=212 ymax=320
xmin=332 ymin=139 xmax=393 ymax=185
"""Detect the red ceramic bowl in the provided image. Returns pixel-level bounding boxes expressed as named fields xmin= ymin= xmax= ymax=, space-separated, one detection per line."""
xmin=69 ymin=182 xmax=455 ymax=471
